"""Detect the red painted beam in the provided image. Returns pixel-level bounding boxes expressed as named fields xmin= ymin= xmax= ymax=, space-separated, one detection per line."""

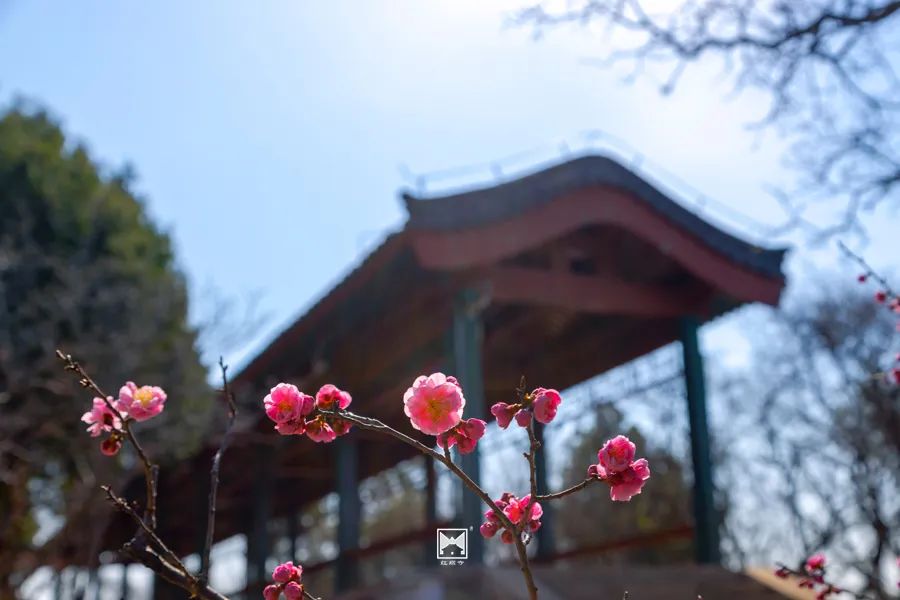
xmin=409 ymin=186 xmax=784 ymax=305
xmin=484 ymin=265 xmax=707 ymax=317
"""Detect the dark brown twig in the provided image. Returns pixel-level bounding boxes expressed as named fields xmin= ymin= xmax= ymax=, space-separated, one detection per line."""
xmin=537 ymin=477 xmax=597 ymax=502
xmin=199 ymin=358 xmax=238 ymax=584
xmin=839 ymin=240 xmax=897 ymax=298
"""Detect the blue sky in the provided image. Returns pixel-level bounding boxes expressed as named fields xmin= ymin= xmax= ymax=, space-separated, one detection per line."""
xmin=0 ymin=0 xmax=895 ymax=369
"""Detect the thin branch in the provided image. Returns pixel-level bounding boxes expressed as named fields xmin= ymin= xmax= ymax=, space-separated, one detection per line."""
xmin=537 ymin=477 xmax=597 ymax=502
xmin=200 ymin=358 xmax=238 ymax=584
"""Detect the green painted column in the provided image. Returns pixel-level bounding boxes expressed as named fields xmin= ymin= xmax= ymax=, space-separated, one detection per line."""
xmin=246 ymin=444 xmax=274 ymax=595
xmin=679 ymin=316 xmax=720 ymax=564
xmin=422 ymin=454 xmax=437 ymax=564
xmin=335 ymin=433 xmax=360 ymax=590
xmin=452 ymin=288 xmax=486 ymax=564
xmin=533 ymin=423 xmax=556 ymax=560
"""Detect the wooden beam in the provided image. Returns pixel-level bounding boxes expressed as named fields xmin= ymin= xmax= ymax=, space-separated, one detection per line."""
xmin=485 ymin=265 xmax=705 ymax=317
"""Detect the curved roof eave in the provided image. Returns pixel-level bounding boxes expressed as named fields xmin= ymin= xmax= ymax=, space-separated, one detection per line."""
xmin=402 ymin=154 xmax=788 ymax=281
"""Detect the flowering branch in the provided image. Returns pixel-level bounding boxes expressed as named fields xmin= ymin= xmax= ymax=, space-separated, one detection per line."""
xmin=57 ymin=350 xmax=159 ymax=527
xmin=841 ymin=241 xmax=900 ymax=384
xmin=263 ymin=374 xmax=652 ymax=600
xmin=775 ymin=555 xmax=873 ymax=599
xmin=60 ymin=351 xmax=322 ymax=600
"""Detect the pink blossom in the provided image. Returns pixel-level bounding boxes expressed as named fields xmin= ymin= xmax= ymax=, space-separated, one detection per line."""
xmin=805 ymin=554 xmax=826 ymax=572
xmin=283 ymin=583 xmax=303 ymax=600
xmin=81 ymin=397 xmax=121 ymax=437
xmin=274 ymin=419 xmax=306 ymax=436
xmin=598 ymin=435 xmax=636 ymax=474
xmin=504 ymin=494 xmax=542 ymax=524
xmin=437 ymin=418 xmax=486 ymax=454
xmin=875 ymin=290 xmax=887 ymax=303
xmin=532 ymin=388 xmax=562 ymax=424
xmin=264 ymin=384 xmax=314 ymax=424
xmin=272 ymin=562 xmax=297 ymax=584
xmin=500 ymin=529 xmax=515 ymax=544
xmin=607 ymin=458 xmax=650 ymax=501
xmin=315 ymin=384 xmax=352 ymax=411
xmin=331 ymin=417 xmax=353 ymax=437
xmin=263 ymin=585 xmax=280 ymax=600
xmin=480 ymin=522 xmax=498 ymax=538
xmin=100 ymin=436 xmax=122 ymax=456
xmin=305 ymin=417 xmax=336 ymax=443
xmin=403 ymin=373 xmax=466 ymax=435
xmin=514 ymin=409 xmax=532 ymax=427
xmin=116 ymin=382 xmax=167 ymax=421
xmin=490 ymin=402 xmax=517 ymax=429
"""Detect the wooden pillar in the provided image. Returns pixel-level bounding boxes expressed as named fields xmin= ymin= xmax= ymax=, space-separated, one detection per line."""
xmin=680 ymin=316 xmax=720 ymax=564
xmin=452 ymin=288 xmax=486 ymax=564
xmin=119 ymin=564 xmax=128 ymax=600
xmin=335 ymin=434 xmax=360 ymax=591
xmin=52 ymin=569 xmax=62 ymax=600
xmin=288 ymin=510 xmax=299 ymax=563
xmin=422 ymin=454 xmax=437 ymax=564
xmin=246 ymin=445 xmax=274 ymax=594
xmin=533 ymin=423 xmax=556 ymax=560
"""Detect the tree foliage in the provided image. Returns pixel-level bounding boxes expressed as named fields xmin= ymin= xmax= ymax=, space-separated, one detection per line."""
xmin=0 ymin=104 xmax=209 ymax=593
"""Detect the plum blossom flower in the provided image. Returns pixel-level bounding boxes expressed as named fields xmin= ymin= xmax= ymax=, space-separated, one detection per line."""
xmin=480 ymin=492 xmax=542 ymax=543
xmin=100 ymin=435 xmax=122 ymax=456
xmin=403 ymin=373 xmax=466 ymax=435
xmin=263 ymin=585 xmax=281 ymax=600
xmin=283 ymin=583 xmax=303 ymax=600
xmin=503 ymin=494 xmax=542 ymax=525
xmin=588 ymin=436 xmax=651 ymax=501
xmin=437 ymin=418 xmax=486 ymax=454
xmin=265 ymin=561 xmax=304 ymax=600
xmin=490 ymin=402 xmax=517 ymax=429
xmin=315 ymin=384 xmax=352 ymax=411
xmin=275 ymin=419 xmax=307 ymax=436
xmin=598 ymin=435 xmax=636 ymax=474
xmin=490 ymin=387 xmax=563 ymax=429
xmin=264 ymin=383 xmax=314 ymax=424
xmin=272 ymin=561 xmax=301 ymax=583
xmin=305 ymin=416 xmax=336 ymax=443
xmin=805 ymin=554 xmax=826 ymax=573
xmin=116 ymin=382 xmax=167 ymax=422
xmin=514 ymin=409 xmax=532 ymax=427
xmin=479 ymin=522 xmax=499 ymax=538
xmin=606 ymin=459 xmax=650 ymax=501
xmin=532 ymin=388 xmax=561 ymax=424
xmin=81 ymin=397 xmax=121 ymax=437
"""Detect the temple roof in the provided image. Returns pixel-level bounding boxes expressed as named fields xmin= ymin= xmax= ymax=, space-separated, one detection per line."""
xmin=403 ymin=155 xmax=784 ymax=279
